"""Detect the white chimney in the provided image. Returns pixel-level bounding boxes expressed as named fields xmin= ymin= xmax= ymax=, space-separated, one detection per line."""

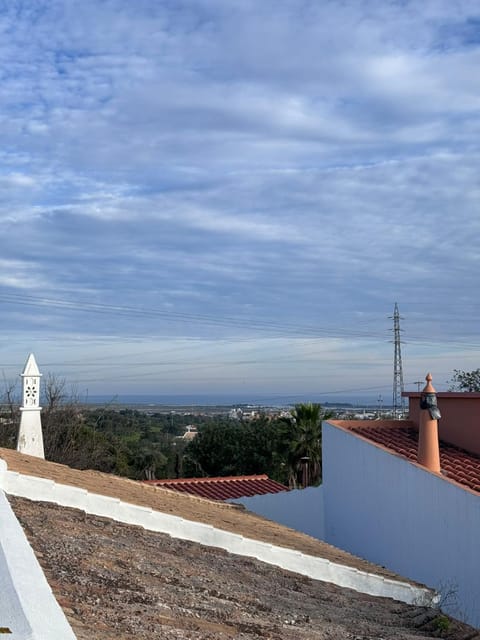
xmin=16 ymin=354 xmax=44 ymax=458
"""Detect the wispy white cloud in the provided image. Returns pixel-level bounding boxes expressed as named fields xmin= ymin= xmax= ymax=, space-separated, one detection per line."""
xmin=1 ymin=0 xmax=479 ymax=396
xmin=0 ymin=259 xmax=51 ymax=289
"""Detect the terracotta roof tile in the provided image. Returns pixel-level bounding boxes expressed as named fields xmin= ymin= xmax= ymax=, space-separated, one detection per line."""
xmin=143 ymin=474 xmax=288 ymax=501
xmin=343 ymin=422 xmax=480 ymax=495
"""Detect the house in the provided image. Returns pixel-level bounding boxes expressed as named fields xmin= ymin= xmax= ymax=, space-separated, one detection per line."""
xmin=321 ymin=375 xmax=480 ymax=628
xmin=2 ymin=445 xmax=470 ymax=639
xmin=178 ymin=424 xmax=198 ymax=440
xmin=232 ymin=375 xmax=480 ymax=629
xmin=0 ymin=356 xmax=477 ymax=636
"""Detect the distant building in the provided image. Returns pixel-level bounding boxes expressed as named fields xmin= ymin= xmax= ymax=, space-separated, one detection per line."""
xmin=179 ymin=425 xmax=198 ymax=440
xmin=227 ymin=408 xmax=261 ymax=421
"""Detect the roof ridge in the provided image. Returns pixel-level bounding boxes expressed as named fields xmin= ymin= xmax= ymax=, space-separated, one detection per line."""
xmin=145 ymin=473 xmax=271 ymax=484
xmin=331 ymin=421 xmax=480 ymax=495
xmin=0 ymin=446 xmax=430 ymax=590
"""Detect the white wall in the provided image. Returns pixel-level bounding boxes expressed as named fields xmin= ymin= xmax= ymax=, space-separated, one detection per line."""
xmin=230 ymin=486 xmax=325 ymax=540
xmin=0 ymin=470 xmax=77 ymax=639
xmin=322 ymin=421 xmax=480 ymax=628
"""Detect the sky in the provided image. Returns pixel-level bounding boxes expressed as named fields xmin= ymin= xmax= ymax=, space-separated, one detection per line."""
xmin=1 ymin=0 xmax=480 ymax=402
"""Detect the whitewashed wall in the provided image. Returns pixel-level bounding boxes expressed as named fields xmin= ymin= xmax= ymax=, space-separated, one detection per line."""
xmin=0 ymin=461 xmax=77 ymax=640
xmin=230 ymin=486 xmax=325 ymax=540
xmin=322 ymin=421 xmax=480 ymax=628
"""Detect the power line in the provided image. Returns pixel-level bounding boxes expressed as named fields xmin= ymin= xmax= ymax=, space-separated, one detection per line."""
xmin=2 ymin=290 xmax=480 ymax=348
xmin=0 ymin=291 xmax=384 ymax=339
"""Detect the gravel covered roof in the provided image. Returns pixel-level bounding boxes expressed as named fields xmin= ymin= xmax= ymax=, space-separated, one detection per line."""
xmin=0 ymin=446 xmax=407 ymax=577
xmin=10 ymin=496 xmax=480 ymax=640
xmin=3 ymin=447 xmax=479 ymax=639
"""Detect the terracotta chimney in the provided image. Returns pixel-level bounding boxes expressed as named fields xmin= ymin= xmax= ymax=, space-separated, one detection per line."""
xmin=417 ymin=373 xmax=441 ymax=473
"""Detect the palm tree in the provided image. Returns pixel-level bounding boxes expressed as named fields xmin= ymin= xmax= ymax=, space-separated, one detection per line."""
xmin=283 ymin=403 xmax=332 ymax=489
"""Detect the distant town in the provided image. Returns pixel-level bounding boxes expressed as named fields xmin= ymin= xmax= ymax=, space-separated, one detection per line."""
xmin=77 ymin=399 xmax=403 ymax=421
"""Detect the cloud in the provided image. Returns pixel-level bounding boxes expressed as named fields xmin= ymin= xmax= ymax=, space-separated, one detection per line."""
xmin=0 ymin=259 xmax=52 ymax=289
xmin=0 ymin=0 xmax=479 ymax=395
xmin=0 ymin=0 xmax=477 ymax=174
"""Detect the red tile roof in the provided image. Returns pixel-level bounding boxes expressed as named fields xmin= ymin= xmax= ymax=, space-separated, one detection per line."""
xmin=143 ymin=474 xmax=288 ymax=501
xmin=347 ymin=422 xmax=480 ymax=494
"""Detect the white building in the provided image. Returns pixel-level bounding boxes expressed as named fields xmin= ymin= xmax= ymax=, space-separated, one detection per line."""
xmin=235 ymin=376 xmax=480 ymax=628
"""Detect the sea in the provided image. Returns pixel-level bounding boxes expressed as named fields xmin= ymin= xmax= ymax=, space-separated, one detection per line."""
xmin=84 ymin=393 xmax=381 ymax=409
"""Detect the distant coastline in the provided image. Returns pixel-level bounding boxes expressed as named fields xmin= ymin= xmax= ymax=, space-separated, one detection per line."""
xmin=81 ymin=393 xmax=385 ymax=409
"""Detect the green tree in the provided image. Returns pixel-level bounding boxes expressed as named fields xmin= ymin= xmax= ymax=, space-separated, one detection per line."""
xmin=282 ymin=403 xmax=332 ymax=488
xmin=448 ymin=369 xmax=480 ymax=392
xmin=182 ymin=415 xmax=288 ymax=481
xmin=183 ymin=420 xmax=243 ymax=477
xmin=41 ymin=375 xmax=119 ymax=472
xmin=0 ymin=378 xmax=19 ymax=448
xmin=184 ymin=405 xmax=332 ymax=489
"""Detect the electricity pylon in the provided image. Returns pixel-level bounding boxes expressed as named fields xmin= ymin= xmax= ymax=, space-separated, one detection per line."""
xmin=390 ymin=303 xmax=405 ymax=419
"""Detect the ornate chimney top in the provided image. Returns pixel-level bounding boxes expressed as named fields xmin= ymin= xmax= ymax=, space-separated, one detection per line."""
xmin=418 ymin=372 xmax=441 ymax=473
xmin=22 ymin=353 xmax=41 ymax=378
xmin=20 ymin=353 xmax=42 ymax=411
xmin=423 ymin=372 xmax=435 ymax=394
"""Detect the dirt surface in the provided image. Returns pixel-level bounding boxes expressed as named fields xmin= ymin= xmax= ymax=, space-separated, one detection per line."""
xmin=9 ymin=496 xmax=479 ymax=640
xmin=0 ymin=447 xmax=411 ymax=580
